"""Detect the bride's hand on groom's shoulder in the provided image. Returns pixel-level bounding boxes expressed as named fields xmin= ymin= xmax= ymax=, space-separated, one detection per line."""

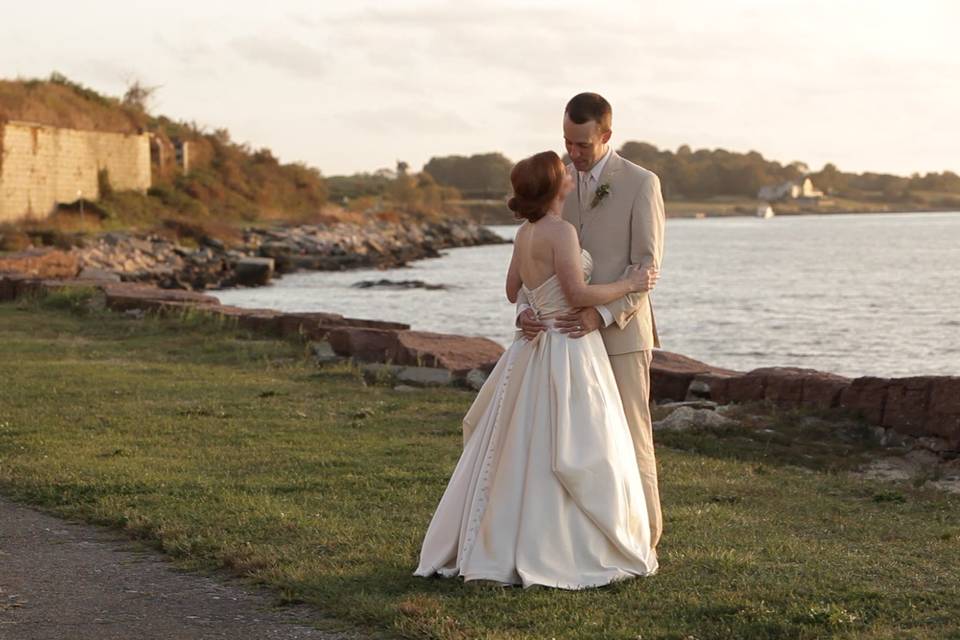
xmin=625 ymin=265 xmax=659 ymax=293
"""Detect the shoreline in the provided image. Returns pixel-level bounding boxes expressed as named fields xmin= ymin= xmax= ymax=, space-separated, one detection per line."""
xmin=462 ymin=199 xmax=960 ymax=224
xmin=0 ymin=218 xmax=508 ymax=291
xmin=1 ymin=273 xmax=956 ymax=457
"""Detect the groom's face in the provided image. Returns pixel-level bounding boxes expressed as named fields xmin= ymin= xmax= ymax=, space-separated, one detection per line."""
xmin=563 ymin=114 xmax=611 ymax=173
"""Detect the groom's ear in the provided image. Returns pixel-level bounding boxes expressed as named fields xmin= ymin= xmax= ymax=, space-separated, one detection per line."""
xmin=601 ymin=129 xmax=612 ymax=144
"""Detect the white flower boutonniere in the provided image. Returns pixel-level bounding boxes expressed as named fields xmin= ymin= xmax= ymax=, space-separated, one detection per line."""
xmin=590 ymin=183 xmax=611 ymax=209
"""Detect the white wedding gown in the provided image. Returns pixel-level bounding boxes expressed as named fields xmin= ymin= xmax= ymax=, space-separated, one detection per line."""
xmin=413 ymin=250 xmax=658 ymax=589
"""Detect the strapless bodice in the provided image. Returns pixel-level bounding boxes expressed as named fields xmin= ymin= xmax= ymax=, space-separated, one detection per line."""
xmin=521 ymin=249 xmax=593 ymax=319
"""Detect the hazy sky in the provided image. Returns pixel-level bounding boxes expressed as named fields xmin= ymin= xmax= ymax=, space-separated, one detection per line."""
xmin=3 ymin=0 xmax=958 ymax=177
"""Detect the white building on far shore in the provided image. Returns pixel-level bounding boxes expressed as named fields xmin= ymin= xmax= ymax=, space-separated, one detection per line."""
xmin=757 ymin=177 xmax=824 ymax=202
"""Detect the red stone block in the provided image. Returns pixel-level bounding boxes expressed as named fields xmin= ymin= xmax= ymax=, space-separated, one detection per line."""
xmin=328 ymin=327 xmax=402 ymax=363
xmin=753 ymin=367 xmax=810 ymax=405
xmin=275 ymin=312 xmax=347 ymax=339
xmin=881 ymin=377 xmax=931 ymax=436
xmin=234 ymin=309 xmax=284 ymax=335
xmin=801 ymin=375 xmax=850 ymax=409
xmin=103 ymin=284 xmax=220 ymax=312
xmin=395 ymin=330 xmax=504 ymax=373
xmin=925 ymin=377 xmax=960 ymax=447
xmin=650 ymin=350 xmax=739 ymax=402
xmin=725 ymin=374 xmax=766 ymax=403
xmin=840 ymin=377 xmax=891 ymax=424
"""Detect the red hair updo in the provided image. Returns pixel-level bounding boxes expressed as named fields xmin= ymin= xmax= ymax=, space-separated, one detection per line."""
xmin=507 ymin=151 xmax=566 ymax=223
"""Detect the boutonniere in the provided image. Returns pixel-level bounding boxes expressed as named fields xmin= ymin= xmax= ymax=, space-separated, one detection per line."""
xmin=590 ymin=183 xmax=611 ymax=209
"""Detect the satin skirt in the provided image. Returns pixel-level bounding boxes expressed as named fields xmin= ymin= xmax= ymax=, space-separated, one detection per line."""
xmin=413 ymin=328 xmax=657 ymax=590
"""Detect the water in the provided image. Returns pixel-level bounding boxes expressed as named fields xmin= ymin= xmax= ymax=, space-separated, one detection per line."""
xmin=217 ymin=212 xmax=960 ymax=378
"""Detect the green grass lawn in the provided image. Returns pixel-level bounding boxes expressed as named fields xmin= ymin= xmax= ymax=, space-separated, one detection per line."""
xmin=1 ymin=296 xmax=958 ymax=640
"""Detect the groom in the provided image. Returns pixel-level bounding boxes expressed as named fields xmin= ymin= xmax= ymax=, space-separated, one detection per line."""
xmin=517 ymin=92 xmax=666 ymax=548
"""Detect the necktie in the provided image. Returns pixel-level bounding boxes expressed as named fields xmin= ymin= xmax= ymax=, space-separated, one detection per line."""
xmin=580 ymin=173 xmax=592 ymax=210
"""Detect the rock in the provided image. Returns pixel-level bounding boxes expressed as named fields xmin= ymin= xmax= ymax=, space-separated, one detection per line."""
xmin=925 ymin=377 xmax=960 ymax=447
xmin=725 ymin=373 xmax=767 ymax=403
xmin=395 ymin=331 xmax=504 ymax=374
xmin=800 ymin=373 xmax=851 ymax=408
xmin=735 ymin=367 xmax=850 ymax=408
xmin=309 ymin=341 xmax=340 ymax=364
xmin=77 ymin=267 xmax=121 ymax=282
xmin=393 ymin=385 xmax=418 ymax=393
xmin=915 ymin=436 xmax=952 ymax=454
xmin=869 ymin=426 xmax=887 ymax=443
xmin=657 ymin=400 xmax=719 ymax=411
xmin=235 ymin=257 xmax=275 ymax=286
xmin=465 ymin=369 xmax=488 ymax=391
xmin=881 ymin=377 xmax=932 ymax=436
xmin=0 ymin=249 xmax=79 ymax=279
xmin=396 ymin=366 xmax=454 ymax=387
xmin=328 ymin=328 xmax=402 ymax=363
xmin=650 ymin=351 xmax=739 ymax=402
xmin=361 ymin=363 xmax=400 ymax=381
xmin=352 ymin=279 xmax=447 ymax=290
xmin=686 ymin=378 xmax=712 ymax=399
xmin=102 ymin=284 xmax=220 ymax=312
xmin=840 ymin=377 xmax=891 ymax=424
xmin=881 ymin=428 xmax=910 ymax=448
xmin=653 ymin=406 xmax=737 ymax=432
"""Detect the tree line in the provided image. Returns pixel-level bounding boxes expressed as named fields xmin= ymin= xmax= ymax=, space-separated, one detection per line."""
xmin=329 ymin=144 xmax=960 ymax=206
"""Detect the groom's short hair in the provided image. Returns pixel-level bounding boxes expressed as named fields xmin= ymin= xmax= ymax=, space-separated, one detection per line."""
xmin=565 ymin=93 xmax=612 ymax=133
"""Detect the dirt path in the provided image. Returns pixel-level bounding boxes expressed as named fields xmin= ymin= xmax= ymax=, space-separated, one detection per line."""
xmin=0 ymin=496 xmax=372 ymax=640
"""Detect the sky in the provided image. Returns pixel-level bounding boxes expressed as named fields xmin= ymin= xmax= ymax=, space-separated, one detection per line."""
xmin=2 ymin=0 xmax=958 ymax=177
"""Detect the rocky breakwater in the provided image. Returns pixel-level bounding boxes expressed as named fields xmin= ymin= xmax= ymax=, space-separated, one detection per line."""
xmin=245 ymin=219 xmax=505 ymax=273
xmin=0 ymin=219 xmax=505 ymax=292
xmin=650 ymin=351 xmax=960 ymax=456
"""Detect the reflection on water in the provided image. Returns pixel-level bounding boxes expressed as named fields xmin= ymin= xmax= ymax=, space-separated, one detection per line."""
xmin=217 ymin=213 xmax=960 ymax=378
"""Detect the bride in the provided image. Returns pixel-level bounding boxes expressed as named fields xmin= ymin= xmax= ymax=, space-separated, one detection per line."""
xmin=413 ymin=150 xmax=660 ymax=589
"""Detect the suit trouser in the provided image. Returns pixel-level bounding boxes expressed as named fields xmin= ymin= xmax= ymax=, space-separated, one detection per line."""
xmin=608 ymin=349 xmax=662 ymax=548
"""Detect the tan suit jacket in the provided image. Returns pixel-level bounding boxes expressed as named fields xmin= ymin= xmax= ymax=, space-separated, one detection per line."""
xmin=564 ymin=152 xmax=665 ymax=355
xmin=515 ymin=152 xmax=665 ymax=355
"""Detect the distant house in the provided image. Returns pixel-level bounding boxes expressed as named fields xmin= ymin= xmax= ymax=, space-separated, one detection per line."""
xmin=757 ymin=177 xmax=823 ymax=202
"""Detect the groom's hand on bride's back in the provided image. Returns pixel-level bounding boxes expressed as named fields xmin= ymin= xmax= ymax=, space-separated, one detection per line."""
xmin=556 ymin=308 xmax=602 ymax=339
xmin=518 ymin=308 xmax=546 ymax=340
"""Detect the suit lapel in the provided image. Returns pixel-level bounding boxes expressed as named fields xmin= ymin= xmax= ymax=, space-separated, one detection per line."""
xmin=579 ymin=152 xmax=623 ymax=234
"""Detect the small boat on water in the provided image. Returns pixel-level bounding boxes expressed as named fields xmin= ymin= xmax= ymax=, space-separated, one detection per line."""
xmin=756 ymin=203 xmax=775 ymax=219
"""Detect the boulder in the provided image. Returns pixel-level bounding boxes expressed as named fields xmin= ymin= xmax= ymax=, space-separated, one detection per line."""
xmin=77 ymin=267 xmax=122 ymax=282
xmin=840 ymin=377 xmax=890 ymax=424
xmin=725 ymin=373 xmax=767 ymax=403
xmin=396 ymin=366 xmax=454 ymax=387
xmin=309 ymin=340 xmax=340 ymax=364
xmin=235 ymin=257 xmax=275 ymax=286
xmin=749 ymin=367 xmax=809 ymax=405
xmin=650 ymin=350 xmax=739 ymax=402
xmin=881 ymin=377 xmax=932 ymax=436
xmin=395 ymin=330 xmax=504 ymax=374
xmin=653 ymin=406 xmax=737 ymax=432
xmin=465 ymin=368 xmax=488 ymax=391
xmin=0 ymin=249 xmax=79 ymax=279
xmin=328 ymin=327 xmax=402 ymax=363
xmin=103 ymin=283 xmax=220 ymax=312
xmin=926 ymin=377 xmax=960 ymax=447
xmin=801 ymin=372 xmax=851 ymax=408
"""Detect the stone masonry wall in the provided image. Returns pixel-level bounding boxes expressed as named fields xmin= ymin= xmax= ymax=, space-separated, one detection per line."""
xmin=0 ymin=121 xmax=151 ymax=223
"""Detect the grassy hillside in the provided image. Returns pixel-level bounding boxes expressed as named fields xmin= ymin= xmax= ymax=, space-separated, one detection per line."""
xmin=0 ymin=74 xmax=332 ymax=245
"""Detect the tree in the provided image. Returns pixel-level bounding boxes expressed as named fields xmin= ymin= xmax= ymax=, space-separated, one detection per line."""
xmin=122 ymin=79 xmax=160 ymax=113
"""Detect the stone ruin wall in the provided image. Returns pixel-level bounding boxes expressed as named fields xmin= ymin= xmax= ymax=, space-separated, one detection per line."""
xmin=0 ymin=120 xmax=151 ymax=223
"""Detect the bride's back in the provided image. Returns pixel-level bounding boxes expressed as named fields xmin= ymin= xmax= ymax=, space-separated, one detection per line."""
xmin=515 ymin=217 xmax=567 ymax=290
